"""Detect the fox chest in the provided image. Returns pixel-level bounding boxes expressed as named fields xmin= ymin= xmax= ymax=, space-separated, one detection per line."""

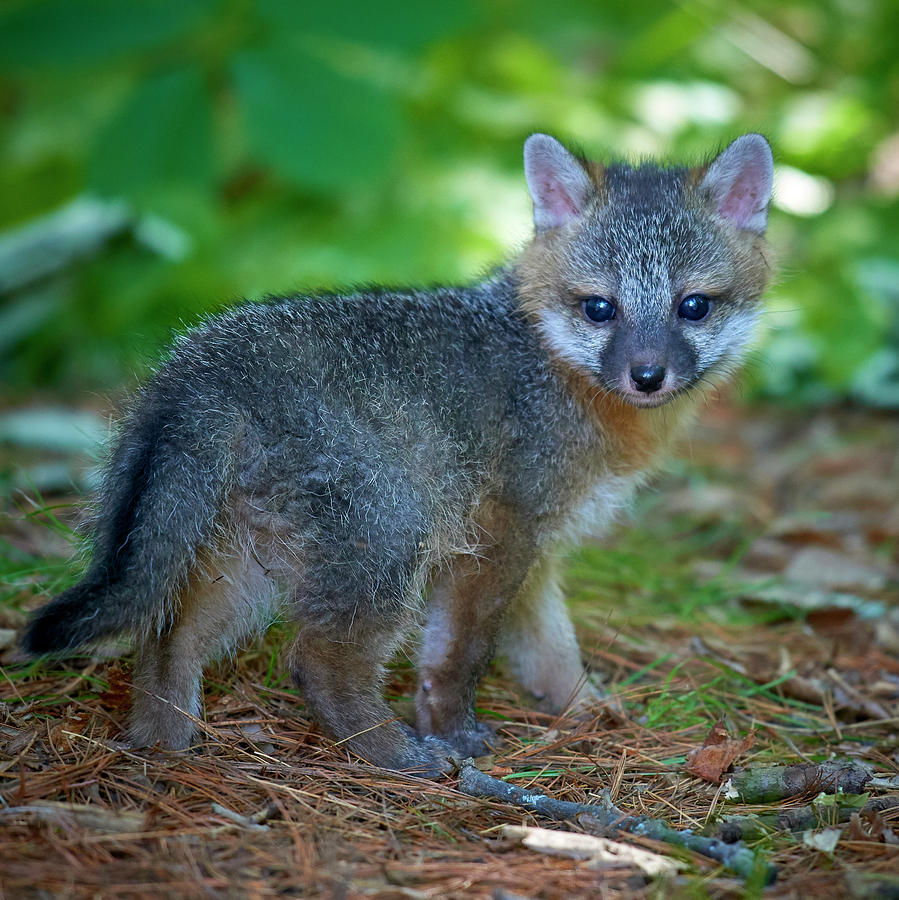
xmin=548 ymin=473 xmax=644 ymax=549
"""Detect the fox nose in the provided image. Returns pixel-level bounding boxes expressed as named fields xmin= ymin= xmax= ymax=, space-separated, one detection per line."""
xmin=630 ymin=364 xmax=666 ymax=393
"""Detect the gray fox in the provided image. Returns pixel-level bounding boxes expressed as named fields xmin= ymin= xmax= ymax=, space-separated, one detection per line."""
xmin=24 ymin=132 xmax=774 ymax=774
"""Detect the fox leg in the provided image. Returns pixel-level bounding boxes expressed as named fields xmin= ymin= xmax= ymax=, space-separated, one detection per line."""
xmin=416 ymin=507 xmax=535 ymax=754
xmin=289 ymin=622 xmax=455 ymax=775
xmin=129 ymin=551 xmax=276 ymax=749
xmin=498 ymin=556 xmax=601 ymax=715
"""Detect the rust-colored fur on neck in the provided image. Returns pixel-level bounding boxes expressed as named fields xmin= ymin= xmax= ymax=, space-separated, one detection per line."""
xmin=554 ymin=357 xmax=702 ymax=471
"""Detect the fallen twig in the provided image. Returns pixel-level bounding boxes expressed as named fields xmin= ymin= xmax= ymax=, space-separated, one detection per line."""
xmin=457 ymin=763 xmax=773 ymax=883
xmin=0 ymin=800 xmax=145 ymax=834
xmin=210 ymin=802 xmax=271 ymax=831
xmin=726 ymin=761 xmax=872 ymax=803
xmin=713 ymin=795 xmax=899 ymax=843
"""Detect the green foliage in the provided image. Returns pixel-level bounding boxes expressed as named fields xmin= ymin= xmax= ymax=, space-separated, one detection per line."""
xmin=256 ymin=0 xmax=476 ymax=53
xmin=0 ymin=0 xmax=897 ymax=401
xmin=231 ymin=45 xmax=403 ymax=190
xmin=0 ymin=0 xmax=213 ymax=70
xmin=90 ymin=68 xmax=215 ymax=196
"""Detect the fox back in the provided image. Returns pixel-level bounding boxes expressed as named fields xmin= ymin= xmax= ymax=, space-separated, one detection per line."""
xmin=23 ymin=133 xmax=774 ymax=773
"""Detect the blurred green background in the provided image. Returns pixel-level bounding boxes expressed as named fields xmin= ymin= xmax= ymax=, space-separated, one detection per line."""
xmin=1 ymin=0 xmax=898 ymax=410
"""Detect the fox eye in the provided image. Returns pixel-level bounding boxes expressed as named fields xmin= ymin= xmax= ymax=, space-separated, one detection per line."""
xmin=678 ymin=293 xmax=712 ymax=321
xmin=582 ymin=296 xmax=616 ymax=323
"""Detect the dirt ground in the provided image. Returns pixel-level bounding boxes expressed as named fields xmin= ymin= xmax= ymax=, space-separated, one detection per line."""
xmin=1 ymin=396 xmax=897 ymax=899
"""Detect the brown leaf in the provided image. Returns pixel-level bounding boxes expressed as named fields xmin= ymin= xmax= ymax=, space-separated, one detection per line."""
xmin=0 ymin=801 xmax=146 ymax=834
xmin=685 ymin=721 xmax=755 ymax=784
xmin=862 ymin=809 xmax=899 ymax=844
xmin=98 ymin=660 xmax=132 ymax=713
xmin=848 ymin=813 xmax=869 ymax=842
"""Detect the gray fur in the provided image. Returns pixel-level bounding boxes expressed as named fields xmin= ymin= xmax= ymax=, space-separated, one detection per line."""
xmin=24 ymin=134 xmax=774 ymax=773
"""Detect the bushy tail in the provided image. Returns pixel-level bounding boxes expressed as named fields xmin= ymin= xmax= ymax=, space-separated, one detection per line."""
xmin=23 ymin=576 xmax=123 ymax=655
xmin=23 ymin=405 xmax=231 ymax=655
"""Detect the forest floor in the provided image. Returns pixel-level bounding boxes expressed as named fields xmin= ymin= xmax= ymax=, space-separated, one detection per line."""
xmin=0 ymin=396 xmax=897 ymax=899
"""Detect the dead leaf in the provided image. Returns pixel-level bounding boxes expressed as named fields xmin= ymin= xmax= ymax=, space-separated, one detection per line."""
xmin=854 ymin=809 xmax=899 ymax=845
xmin=685 ymin=721 xmax=755 ymax=784
xmin=848 ymin=812 xmax=868 ymax=842
xmin=784 ymin=547 xmax=892 ymax=593
xmin=501 ymin=825 xmax=681 ymax=876
xmin=802 ymin=827 xmax=841 ymax=854
xmin=3 ymin=727 xmax=37 ymax=757
xmin=98 ymin=660 xmax=132 ymax=713
xmin=806 ymin=607 xmax=857 ymax=631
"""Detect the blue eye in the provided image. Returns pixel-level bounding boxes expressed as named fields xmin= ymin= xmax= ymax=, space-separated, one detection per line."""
xmin=583 ymin=296 xmax=616 ymax=323
xmin=678 ymin=294 xmax=711 ymax=321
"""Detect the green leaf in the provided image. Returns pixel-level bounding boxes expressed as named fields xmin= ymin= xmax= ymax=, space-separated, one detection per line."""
xmin=231 ymin=47 xmax=402 ymax=191
xmin=256 ymin=0 xmax=475 ymax=53
xmin=89 ymin=68 xmax=214 ymax=198
xmin=813 ymin=792 xmax=869 ymax=809
xmin=0 ymin=288 xmax=60 ymax=357
xmin=851 ymin=349 xmax=899 ymax=409
xmin=0 ymin=408 xmax=107 ymax=453
xmin=0 ymin=0 xmax=214 ymax=71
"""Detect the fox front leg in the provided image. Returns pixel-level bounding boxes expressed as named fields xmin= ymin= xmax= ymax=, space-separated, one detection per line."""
xmin=416 ymin=508 xmax=535 ymax=755
xmin=290 ymin=621 xmax=457 ymax=775
xmin=498 ymin=555 xmax=603 ymax=715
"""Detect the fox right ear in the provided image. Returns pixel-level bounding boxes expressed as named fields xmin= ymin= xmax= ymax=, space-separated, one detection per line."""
xmin=524 ymin=134 xmax=594 ymax=231
xmin=701 ymin=134 xmax=774 ymax=234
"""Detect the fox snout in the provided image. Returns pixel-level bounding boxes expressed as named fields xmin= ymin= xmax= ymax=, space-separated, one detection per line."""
xmin=618 ymin=359 xmax=677 ymax=406
xmin=630 ymin=364 xmax=666 ymax=394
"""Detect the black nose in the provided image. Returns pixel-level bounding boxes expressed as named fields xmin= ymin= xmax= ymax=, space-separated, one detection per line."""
xmin=630 ymin=364 xmax=666 ymax=393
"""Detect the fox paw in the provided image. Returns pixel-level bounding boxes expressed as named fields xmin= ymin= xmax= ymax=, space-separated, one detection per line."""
xmin=387 ymin=728 xmax=459 ymax=777
xmin=428 ymin=720 xmax=498 ymax=759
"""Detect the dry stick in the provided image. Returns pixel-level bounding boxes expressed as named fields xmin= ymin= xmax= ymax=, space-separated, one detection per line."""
xmin=715 ymin=795 xmax=899 ymax=843
xmin=0 ymin=801 xmax=145 ymax=834
xmin=457 ymin=763 xmax=773 ymax=883
xmin=728 ymin=761 xmax=872 ymax=804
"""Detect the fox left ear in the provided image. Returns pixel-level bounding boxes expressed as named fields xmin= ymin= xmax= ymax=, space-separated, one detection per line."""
xmin=524 ymin=133 xmax=594 ymax=232
xmin=701 ymin=134 xmax=774 ymax=234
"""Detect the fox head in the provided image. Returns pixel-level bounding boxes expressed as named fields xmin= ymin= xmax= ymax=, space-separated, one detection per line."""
xmin=517 ymin=133 xmax=774 ymax=408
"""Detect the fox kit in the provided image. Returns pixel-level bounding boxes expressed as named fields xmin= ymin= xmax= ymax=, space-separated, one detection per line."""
xmin=24 ymin=133 xmax=774 ymax=774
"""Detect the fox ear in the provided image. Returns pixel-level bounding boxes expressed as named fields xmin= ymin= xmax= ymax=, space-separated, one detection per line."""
xmin=701 ymin=134 xmax=774 ymax=234
xmin=524 ymin=134 xmax=594 ymax=231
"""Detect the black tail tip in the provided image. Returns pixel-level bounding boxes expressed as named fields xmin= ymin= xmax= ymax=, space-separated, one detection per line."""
xmin=21 ymin=584 xmax=106 ymax=656
xmin=22 ymin=603 xmax=77 ymax=656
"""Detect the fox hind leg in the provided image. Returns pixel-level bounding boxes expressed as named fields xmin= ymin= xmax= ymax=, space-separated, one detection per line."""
xmin=129 ymin=549 xmax=277 ymax=750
